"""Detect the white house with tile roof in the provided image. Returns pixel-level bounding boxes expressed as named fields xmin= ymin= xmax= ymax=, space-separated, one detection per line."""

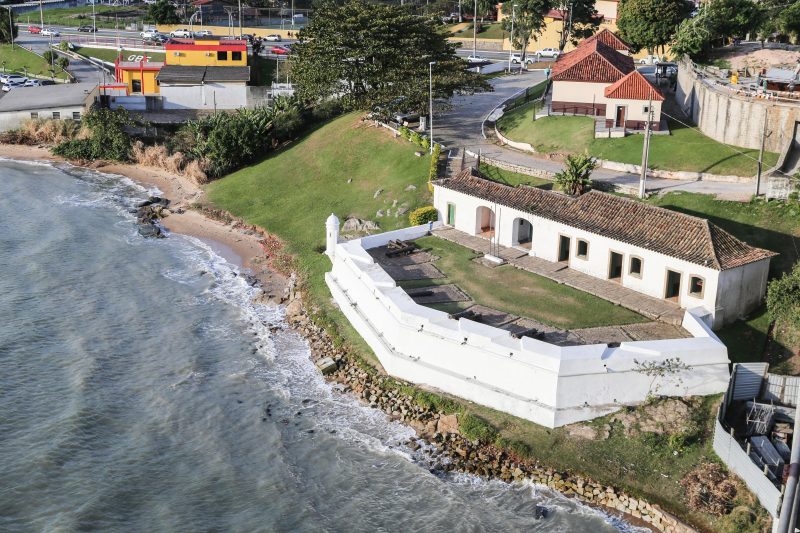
xmin=433 ymin=169 xmax=776 ymax=328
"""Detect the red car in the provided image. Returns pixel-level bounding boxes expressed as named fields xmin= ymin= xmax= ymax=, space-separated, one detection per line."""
xmin=28 ymin=25 xmax=42 ymax=34
xmin=270 ymin=45 xmax=291 ymax=55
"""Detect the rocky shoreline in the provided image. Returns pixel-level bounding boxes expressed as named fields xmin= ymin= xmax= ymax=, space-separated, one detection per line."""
xmin=282 ymin=295 xmax=697 ymax=533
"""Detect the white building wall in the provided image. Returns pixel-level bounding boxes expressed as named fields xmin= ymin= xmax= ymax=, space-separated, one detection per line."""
xmin=326 ymin=223 xmax=731 ymax=428
xmin=716 ymin=259 xmax=771 ymax=326
xmin=0 ymin=106 xmax=85 ymax=132
xmin=551 ymin=81 xmax=609 ymax=107
xmin=160 ymin=82 xmax=247 ymax=110
xmin=435 ymin=186 xmax=728 ymax=321
xmin=604 ymin=98 xmax=662 ymax=122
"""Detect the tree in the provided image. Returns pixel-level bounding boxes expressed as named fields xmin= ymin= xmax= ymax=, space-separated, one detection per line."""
xmin=501 ymin=0 xmax=550 ymax=61
xmin=53 ymin=107 xmax=136 ymax=162
xmin=671 ymin=14 xmax=712 ymax=59
xmin=550 ymin=0 xmax=600 ymax=51
xmin=617 ymin=0 xmax=692 ymax=54
xmin=779 ymin=2 xmax=800 ymax=41
xmin=56 ymin=56 xmax=69 ymax=72
xmin=146 ymin=0 xmax=180 ymax=25
xmin=554 ymin=152 xmax=595 ymax=195
xmin=672 ymin=0 xmax=763 ymax=60
xmin=0 ymin=7 xmax=17 ymax=44
xmin=290 ymin=0 xmax=488 ymax=114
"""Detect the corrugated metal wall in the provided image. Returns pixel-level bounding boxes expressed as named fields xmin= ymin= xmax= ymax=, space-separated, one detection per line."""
xmin=713 ymin=420 xmax=782 ymax=518
xmin=731 ymin=363 xmax=769 ymax=402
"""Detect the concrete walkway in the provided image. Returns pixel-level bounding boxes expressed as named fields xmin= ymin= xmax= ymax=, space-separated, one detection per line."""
xmin=432 ymin=226 xmax=685 ymax=325
xmin=434 ymin=70 xmax=757 ymax=201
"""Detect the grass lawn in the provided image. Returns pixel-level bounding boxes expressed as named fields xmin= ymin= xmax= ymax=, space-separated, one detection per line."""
xmin=451 ymin=22 xmax=506 ymax=40
xmin=479 ymin=162 xmax=552 ymax=188
xmin=73 ymin=46 xmax=165 ymax=63
xmin=206 ymin=113 xmax=431 ymax=361
xmin=401 ymin=236 xmax=647 ymax=329
xmin=0 ymin=44 xmax=69 ymax=80
xmin=648 ymin=191 xmax=800 ymax=364
xmin=497 ymin=110 xmax=780 ymax=176
xmin=26 ymin=5 xmax=145 ymax=29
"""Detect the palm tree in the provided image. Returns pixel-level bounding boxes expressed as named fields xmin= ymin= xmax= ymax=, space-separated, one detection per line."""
xmin=554 ymin=152 xmax=596 ymax=195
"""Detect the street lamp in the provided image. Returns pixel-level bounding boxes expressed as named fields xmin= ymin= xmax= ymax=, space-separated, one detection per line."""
xmin=507 ymin=3 xmax=516 ymax=73
xmin=429 ymin=60 xmax=436 ymax=155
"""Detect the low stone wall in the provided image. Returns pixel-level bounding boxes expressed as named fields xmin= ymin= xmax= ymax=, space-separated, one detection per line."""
xmin=465 ymin=149 xmax=556 ymax=180
xmin=326 ymin=223 xmax=731 ymax=428
xmin=597 ymin=159 xmax=756 ymax=183
xmin=494 ymin=124 xmax=536 ymax=152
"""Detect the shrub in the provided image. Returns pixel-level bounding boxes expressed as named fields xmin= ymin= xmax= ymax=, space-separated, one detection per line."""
xmin=459 ymin=413 xmax=498 ymax=443
xmin=767 ymin=262 xmax=800 ymax=340
xmin=398 ymin=125 xmax=411 ymax=141
xmin=680 ymin=463 xmax=737 ymax=516
xmin=409 ymin=131 xmax=422 ymax=146
xmin=408 ymin=205 xmax=438 ymax=226
xmin=428 ymin=143 xmax=441 ymax=183
xmin=0 ymin=118 xmax=82 ymax=145
xmin=420 ymin=136 xmax=430 ymax=151
xmin=52 ymin=107 xmax=134 ymax=161
xmin=554 ymin=152 xmax=596 ymax=195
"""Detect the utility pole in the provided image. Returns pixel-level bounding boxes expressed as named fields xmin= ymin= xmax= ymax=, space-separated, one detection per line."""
xmin=92 ymin=0 xmax=96 ymax=43
xmin=238 ymin=0 xmax=242 ymax=38
xmin=638 ymin=93 xmax=654 ymax=199
xmin=38 ymin=0 xmax=43 ymax=29
xmin=756 ymin=108 xmax=769 ymax=197
xmin=6 ymin=7 xmax=14 ymax=50
xmin=458 ymin=0 xmax=462 ymax=22
xmin=429 ymin=61 xmax=436 ymax=154
xmin=776 ymin=388 xmax=800 ymax=533
xmin=507 ymin=3 xmax=515 ymax=73
xmin=472 ymin=0 xmax=477 ymax=58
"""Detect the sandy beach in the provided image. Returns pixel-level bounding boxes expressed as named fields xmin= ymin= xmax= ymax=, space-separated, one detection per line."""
xmin=0 ymin=143 xmax=288 ymax=301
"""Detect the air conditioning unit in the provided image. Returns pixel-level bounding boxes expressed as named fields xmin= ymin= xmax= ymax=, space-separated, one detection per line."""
xmin=173 ymin=51 xmax=181 ymax=56
xmin=205 ymin=52 xmax=213 ymax=56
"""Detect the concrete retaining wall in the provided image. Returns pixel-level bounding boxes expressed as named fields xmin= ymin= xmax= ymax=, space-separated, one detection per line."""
xmin=676 ymin=60 xmax=800 ymax=154
xmin=326 ymin=224 xmax=731 ymax=428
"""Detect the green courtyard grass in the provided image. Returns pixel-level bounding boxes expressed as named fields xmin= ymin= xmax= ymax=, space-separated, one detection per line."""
xmin=479 ymin=162 xmax=552 ymax=188
xmin=497 ymin=108 xmax=780 ymax=176
xmin=0 ymin=44 xmax=69 ymax=80
xmin=402 ymin=236 xmax=647 ymax=329
xmin=73 ymin=46 xmax=165 ymax=63
xmin=206 ymin=113 xmax=430 ymax=361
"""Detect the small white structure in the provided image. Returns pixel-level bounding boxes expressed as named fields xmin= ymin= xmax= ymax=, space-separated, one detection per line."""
xmin=325 ymin=222 xmax=731 ymax=428
xmin=156 ymin=65 xmax=250 ymax=110
xmin=325 ymin=213 xmax=340 ymax=258
xmin=0 ymin=83 xmax=98 ymax=132
xmin=434 ymin=169 xmax=776 ymax=328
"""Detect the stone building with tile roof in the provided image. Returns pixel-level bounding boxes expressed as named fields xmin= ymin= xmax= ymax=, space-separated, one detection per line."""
xmin=433 ymin=168 xmax=776 ymax=328
xmin=550 ymin=32 xmax=664 ymax=131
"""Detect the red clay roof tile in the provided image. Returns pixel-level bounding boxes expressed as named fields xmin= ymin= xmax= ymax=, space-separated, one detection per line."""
xmin=604 ymin=70 xmax=664 ymax=101
xmin=551 ymin=39 xmax=634 ymax=83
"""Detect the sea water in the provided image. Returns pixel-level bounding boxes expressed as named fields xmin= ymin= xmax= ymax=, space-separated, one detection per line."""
xmin=0 ymin=159 xmax=645 ymax=533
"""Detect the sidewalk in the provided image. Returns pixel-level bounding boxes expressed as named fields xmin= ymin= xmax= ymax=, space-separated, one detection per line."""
xmin=432 ymin=226 xmax=685 ymax=325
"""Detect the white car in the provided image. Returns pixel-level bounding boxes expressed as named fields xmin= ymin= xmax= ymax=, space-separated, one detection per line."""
xmin=23 ymin=79 xmax=42 ymax=87
xmin=0 ymin=74 xmax=27 ymax=84
xmin=194 ymin=30 xmax=213 ymax=37
xmin=638 ymin=55 xmax=662 ymax=65
xmin=265 ymin=34 xmax=281 ymax=42
xmin=41 ymin=28 xmax=60 ymax=37
xmin=510 ymin=53 xmax=535 ymax=65
xmin=534 ymin=47 xmax=559 ymax=59
xmin=140 ymin=29 xmax=160 ymax=39
xmin=169 ymin=28 xmax=193 ymax=38
xmin=2 ymin=81 xmax=26 ymax=92
xmin=466 ymin=55 xmax=488 ymax=64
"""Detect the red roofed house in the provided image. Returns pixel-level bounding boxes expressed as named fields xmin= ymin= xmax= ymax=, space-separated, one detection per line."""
xmin=550 ymin=33 xmax=664 ymax=131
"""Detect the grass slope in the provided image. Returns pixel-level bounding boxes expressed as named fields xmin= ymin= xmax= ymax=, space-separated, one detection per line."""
xmin=74 ymin=46 xmax=165 ymax=63
xmin=404 ymin=236 xmax=646 ymax=328
xmin=479 ymin=162 xmax=552 ymax=188
xmin=207 ymin=113 xmax=430 ymax=360
xmin=28 ymin=5 xmax=145 ymax=29
xmin=497 ymin=109 xmax=780 ymax=176
xmin=0 ymin=44 xmax=69 ymax=80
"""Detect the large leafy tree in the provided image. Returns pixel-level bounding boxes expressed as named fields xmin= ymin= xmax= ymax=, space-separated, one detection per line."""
xmin=291 ymin=0 xmax=488 ymax=114
xmin=146 ymin=0 xmax=180 ymax=25
xmin=550 ymin=0 xmax=600 ymax=51
xmin=779 ymin=2 xmax=800 ymax=40
xmin=617 ymin=0 xmax=692 ymax=54
xmin=501 ymin=0 xmax=549 ymax=60
xmin=673 ymin=0 xmax=763 ymax=60
xmin=0 ymin=7 xmax=18 ymax=44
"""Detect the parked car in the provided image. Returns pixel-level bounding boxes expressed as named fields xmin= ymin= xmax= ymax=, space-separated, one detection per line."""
xmin=265 ymin=34 xmax=282 ymax=42
xmin=140 ymin=29 xmax=160 ymax=39
xmin=23 ymin=79 xmax=42 ymax=87
xmin=28 ymin=25 xmax=41 ymax=34
xmin=393 ymin=111 xmax=420 ymax=124
xmin=510 ymin=53 xmax=535 ymax=65
xmin=169 ymin=28 xmax=193 ymax=38
xmin=292 ymin=13 xmax=305 ymax=20
xmin=2 ymin=81 xmax=26 ymax=92
xmin=270 ymin=45 xmax=291 ymax=55
xmin=0 ymin=74 xmax=28 ymax=85
xmin=638 ymin=54 xmax=662 ymax=65
xmin=534 ymin=47 xmax=559 ymax=59
xmin=194 ymin=30 xmax=213 ymax=37
xmin=465 ymin=55 xmax=488 ymax=64
xmin=41 ymin=28 xmax=60 ymax=37
xmin=77 ymin=24 xmax=96 ymax=32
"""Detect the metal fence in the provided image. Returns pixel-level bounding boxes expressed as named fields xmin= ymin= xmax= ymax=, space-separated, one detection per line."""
xmin=503 ymin=79 xmax=550 ymax=113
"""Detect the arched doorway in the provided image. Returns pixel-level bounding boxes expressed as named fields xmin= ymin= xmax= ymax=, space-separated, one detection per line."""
xmin=475 ymin=206 xmax=495 ymax=238
xmin=513 ymin=218 xmax=533 ymax=249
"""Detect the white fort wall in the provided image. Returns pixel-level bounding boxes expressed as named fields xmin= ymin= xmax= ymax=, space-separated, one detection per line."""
xmin=325 ymin=223 xmax=731 ymax=428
